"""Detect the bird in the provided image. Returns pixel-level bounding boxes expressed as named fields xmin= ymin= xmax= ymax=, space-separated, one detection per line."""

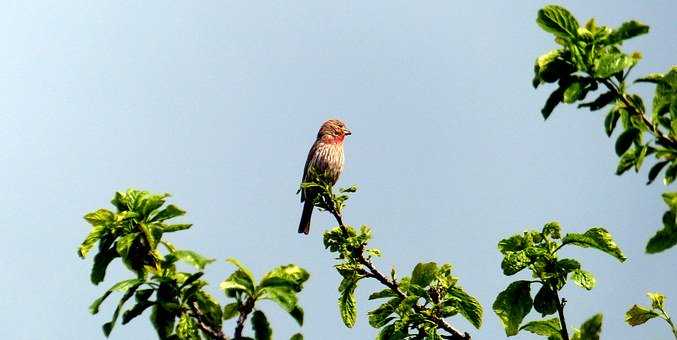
xmin=298 ymin=119 xmax=351 ymax=234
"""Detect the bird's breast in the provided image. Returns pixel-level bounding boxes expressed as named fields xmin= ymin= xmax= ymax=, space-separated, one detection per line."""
xmin=309 ymin=142 xmax=344 ymax=184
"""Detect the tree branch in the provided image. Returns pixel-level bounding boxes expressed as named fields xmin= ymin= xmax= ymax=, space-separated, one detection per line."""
xmin=601 ymin=79 xmax=677 ymax=149
xmin=189 ymin=302 xmax=229 ymax=340
xmin=329 ymin=209 xmax=471 ymax=340
xmin=233 ymin=297 xmax=255 ymax=339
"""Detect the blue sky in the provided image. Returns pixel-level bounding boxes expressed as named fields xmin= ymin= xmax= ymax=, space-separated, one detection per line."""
xmin=1 ymin=1 xmax=675 ymax=339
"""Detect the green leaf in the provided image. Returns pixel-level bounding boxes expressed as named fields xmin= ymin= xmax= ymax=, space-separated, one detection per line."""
xmin=102 ymin=281 xmax=143 ymax=336
xmin=227 ymin=257 xmax=255 ymax=283
xmin=625 ymin=304 xmax=660 ymax=326
xmin=571 ymin=269 xmax=596 ymax=290
xmin=662 ymin=192 xmax=677 ymax=209
xmin=493 ymin=281 xmax=533 ymax=336
xmin=501 ymin=251 xmax=530 ymax=276
xmin=369 ymin=288 xmax=398 ymax=300
xmin=447 ymin=286 xmax=483 ymax=329
xmin=635 ymin=73 xmax=664 ymax=84
xmin=533 ymin=285 xmax=558 ymax=316
xmin=115 ymin=233 xmax=139 ymax=260
xmin=122 ymin=300 xmax=155 ymax=325
xmin=647 ymin=160 xmax=669 ymax=185
xmin=338 ymin=277 xmax=359 ymax=328
xmin=368 ymin=297 xmax=401 ymax=328
xmin=150 ymin=283 xmax=179 ymax=339
xmin=176 ymin=313 xmax=200 ymax=340
xmin=219 ymin=279 xmax=252 ymax=295
xmin=616 ymin=149 xmax=637 ymax=175
xmin=78 ymin=225 xmax=106 ymax=259
xmin=647 ymin=292 xmax=665 ymax=310
xmin=562 ymin=227 xmax=627 ymax=262
xmin=84 ymin=209 xmax=115 ymax=226
xmin=411 ymin=262 xmax=438 ymax=287
xmin=260 ymin=287 xmax=298 ymax=320
xmin=289 ymin=305 xmax=304 ymax=326
xmin=607 ymin=20 xmax=650 ymax=44
xmin=138 ymin=223 xmax=159 ymax=250
xmin=519 ymin=317 xmax=562 ymax=338
xmin=615 ymin=128 xmax=639 ymax=156
xmin=289 ymin=333 xmax=303 ymax=340
xmin=556 ymin=258 xmax=581 ymax=273
xmin=580 ymin=91 xmax=616 ymax=112
xmin=193 ymin=290 xmax=223 ymax=329
xmin=259 ymin=264 xmax=310 ymax=293
xmin=533 ymin=50 xmax=576 ymax=87
xmin=595 ymin=53 xmax=630 ymax=79
xmin=498 ymin=234 xmax=529 ymax=254
xmin=162 ymin=224 xmax=192 ymax=233
xmin=168 ymin=250 xmax=215 ymax=270
xmin=536 ymin=5 xmax=580 ymax=40
xmin=222 ymin=302 xmax=240 ymax=320
xmin=376 ymin=324 xmax=402 ymax=340
xmin=152 ymin=204 xmax=186 ymax=222
xmin=541 ymin=86 xmax=566 ymax=120
xmin=579 ymin=313 xmax=603 ymax=340
xmin=252 ymin=310 xmax=272 ymax=340
xmin=222 ymin=258 xmax=256 ymax=295
xmin=563 ymin=82 xmax=583 ymax=103
xmin=664 ymin=163 xmax=677 ymax=185
xmin=90 ymin=278 xmax=145 ymax=314
xmin=543 ymin=221 xmax=562 ymax=239
xmin=90 ymin=246 xmax=119 ymax=285
xmin=645 ymin=215 xmax=677 ymax=254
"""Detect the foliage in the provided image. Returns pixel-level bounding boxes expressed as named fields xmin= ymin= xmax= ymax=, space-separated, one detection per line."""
xmin=625 ymin=292 xmax=677 ymax=339
xmin=304 ymin=176 xmax=480 ymax=339
xmin=78 ymin=189 xmax=308 ymax=340
xmin=532 ymin=4 xmax=677 ymax=253
xmin=493 ymin=221 xmax=625 ymax=339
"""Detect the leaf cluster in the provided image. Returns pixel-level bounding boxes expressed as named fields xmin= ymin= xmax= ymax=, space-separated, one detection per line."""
xmin=220 ymin=258 xmax=309 ymax=340
xmin=533 ymin=5 xmax=677 ymax=253
xmin=326 ymin=225 xmax=482 ymax=339
xmin=493 ymin=221 xmax=625 ymax=338
xmin=316 ymin=181 xmax=480 ymax=340
xmin=79 ymin=189 xmax=307 ymax=340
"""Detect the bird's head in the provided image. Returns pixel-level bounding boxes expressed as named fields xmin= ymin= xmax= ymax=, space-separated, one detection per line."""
xmin=317 ymin=119 xmax=351 ymax=143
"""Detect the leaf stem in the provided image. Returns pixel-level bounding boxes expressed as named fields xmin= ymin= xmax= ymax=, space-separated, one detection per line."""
xmin=658 ymin=307 xmax=677 ymax=339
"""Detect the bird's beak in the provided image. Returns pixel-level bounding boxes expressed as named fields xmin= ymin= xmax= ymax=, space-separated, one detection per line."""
xmin=344 ymin=129 xmax=352 ymax=136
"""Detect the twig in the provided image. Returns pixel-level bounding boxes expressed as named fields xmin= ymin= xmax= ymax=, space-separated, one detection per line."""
xmin=189 ymin=302 xmax=229 ymax=340
xmin=600 ymin=79 xmax=677 ymax=149
xmin=553 ymin=290 xmax=570 ymax=340
xmin=329 ymin=209 xmax=471 ymax=340
xmin=233 ymin=297 xmax=255 ymax=339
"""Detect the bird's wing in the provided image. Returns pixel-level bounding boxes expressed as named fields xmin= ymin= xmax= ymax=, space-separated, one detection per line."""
xmin=300 ymin=141 xmax=318 ymax=202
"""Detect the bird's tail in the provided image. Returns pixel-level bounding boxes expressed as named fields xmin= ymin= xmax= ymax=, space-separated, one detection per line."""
xmin=298 ymin=199 xmax=313 ymax=235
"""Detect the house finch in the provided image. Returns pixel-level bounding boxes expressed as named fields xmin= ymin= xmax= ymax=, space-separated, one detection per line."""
xmin=298 ymin=119 xmax=351 ymax=234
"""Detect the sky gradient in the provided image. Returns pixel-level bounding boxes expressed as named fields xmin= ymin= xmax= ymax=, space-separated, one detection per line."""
xmin=1 ymin=1 xmax=676 ymax=339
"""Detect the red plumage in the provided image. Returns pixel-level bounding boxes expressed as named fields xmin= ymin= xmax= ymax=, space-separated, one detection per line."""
xmin=298 ymin=119 xmax=351 ymax=234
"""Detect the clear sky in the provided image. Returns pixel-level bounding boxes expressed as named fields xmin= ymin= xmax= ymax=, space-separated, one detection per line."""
xmin=1 ymin=1 xmax=675 ymax=339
